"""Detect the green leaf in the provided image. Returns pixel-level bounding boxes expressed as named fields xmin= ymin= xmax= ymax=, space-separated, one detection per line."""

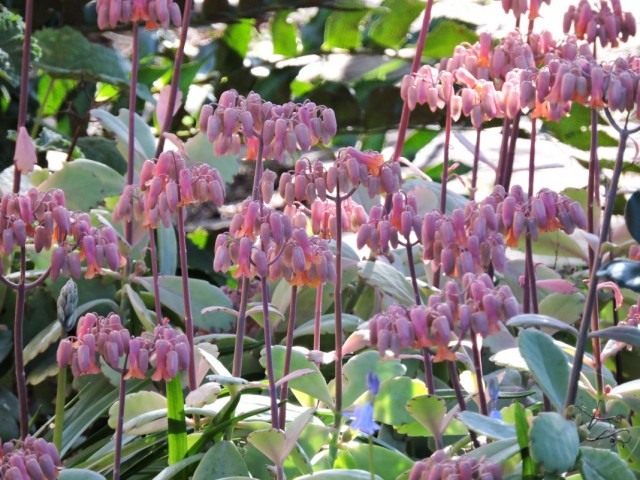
xmin=625 ymin=190 xmax=640 ymax=243
xmin=38 ymin=75 xmax=78 ymax=117
xmin=530 ymin=412 xmax=579 ymax=474
xmin=513 ymin=402 xmax=536 ymax=476
xmin=154 ymin=454 xmax=205 ymax=480
xmin=135 ymin=276 xmax=234 ymax=332
xmin=423 ymin=18 xmax=478 ymax=59
xmin=518 ymin=329 xmax=569 ymax=411
xmin=272 ymin=11 xmax=298 ymax=57
xmin=544 ymin=104 xmax=618 ymax=151
xmin=618 ymin=427 xmax=640 ymax=472
xmin=184 ymin=132 xmax=241 ymax=185
xmin=263 ymin=346 xmax=333 ymax=407
xmin=108 ymin=390 xmax=167 ymax=436
xmin=297 ymin=470 xmax=383 ymax=480
xmin=247 ymin=429 xmax=287 ymax=465
xmin=369 ymin=0 xmax=425 ymax=49
xmin=538 ymin=293 xmax=586 ymax=327
xmin=357 ymin=260 xmax=415 ymax=305
xmin=292 ymin=313 xmax=362 ymax=340
xmin=323 ymin=10 xmax=368 ymax=50
xmin=335 ymin=443 xmax=413 ymax=480
xmin=457 ymin=411 xmax=516 ymax=440
xmin=406 ymin=395 xmax=446 ymax=436
xmin=125 ymin=284 xmax=156 ymax=331
xmin=157 ymin=225 xmax=177 ymax=276
xmin=466 ymin=438 xmax=520 ymax=464
xmin=608 ymin=380 xmax=640 ymax=411
xmin=0 ymin=6 xmax=40 ymax=87
xmin=193 ymin=441 xmax=250 ymax=479
xmin=507 ymin=314 xmax=578 ymax=336
xmin=34 ymin=27 xmax=128 ymax=85
xmin=580 ymin=446 xmax=635 ymax=480
xmin=116 ymin=108 xmax=156 ymax=161
xmin=223 ymin=20 xmax=254 ymax=58
xmin=166 ymin=376 xmax=188 ymax=464
xmin=59 ymin=469 xmax=107 ymax=480
xmin=341 ymin=351 xmax=406 ymax=409
xmin=38 ymin=159 xmax=123 ymax=211
xmin=591 ymin=326 xmax=640 ymax=347
xmin=24 ymin=321 xmax=62 ymax=365
xmin=76 ymin=137 xmax=127 ymax=175
xmin=374 ymin=377 xmax=427 ymax=428
xmin=90 ymin=108 xmax=153 ymax=165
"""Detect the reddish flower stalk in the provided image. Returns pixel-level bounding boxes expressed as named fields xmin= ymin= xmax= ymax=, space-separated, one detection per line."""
xmin=495 ymin=119 xmax=511 ymax=187
xmin=334 ymin=182 xmax=345 ymax=420
xmin=565 ymin=111 xmax=640 ymax=410
xmin=14 ymin=247 xmax=28 ymax=439
xmin=313 ymin=283 xmax=324 ymax=352
xmin=279 ymin=284 xmax=298 ymax=429
xmin=260 ymin=276 xmax=280 ymax=430
xmin=148 ymin=230 xmax=163 ymax=319
xmin=176 ymin=206 xmax=196 ymax=390
xmin=502 ymin=114 xmax=521 ymax=191
xmin=470 ymin=330 xmax=488 ymax=415
xmin=154 ymin=0 xmax=193 ymax=157
xmin=125 ymin=24 xmax=140 ymax=253
xmin=392 ymin=0 xmax=436 ymax=162
xmin=113 ymin=360 xmax=128 ymax=480
xmin=470 ymin=128 xmax=482 ymax=200
xmin=12 ymin=0 xmax=34 ymax=194
xmin=523 ymin=118 xmax=538 ymax=314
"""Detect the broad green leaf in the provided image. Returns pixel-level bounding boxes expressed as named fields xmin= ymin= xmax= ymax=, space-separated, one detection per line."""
xmin=374 ymin=377 xmax=427 ymax=427
xmin=38 ymin=159 xmax=123 ymax=211
xmin=406 ymin=395 xmax=445 ymax=437
xmin=136 ymin=276 xmax=234 ymax=332
xmin=539 ymin=293 xmax=585 ymax=326
xmin=618 ymin=427 xmax=640 ymax=472
xmin=0 ymin=6 xmax=40 ymax=87
xmin=297 ymin=470 xmax=383 ymax=480
xmin=184 ymin=132 xmax=241 ymax=184
xmin=34 ymin=27 xmax=128 ymax=86
xmin=76 ymin=137 xmax=126 ymax=175
xmin=108 ymin=390 xmax=167 ymax=436
xmin=403 ymin=178 xmax=468 ymax=215
xmin=335 ymin=443 xmax=413 ymax=480
xmin=292 ymin=313 xmax=362 ymax=339
xmin=519 ymin=230 xmax=587 ymax=261
xmin=369 ymin=0 xmax=424 ymax=49
xmin=423 ymin=18 xmax=478 ymax=59
xmin=323 ymin=10 xmax=368 ymax=50
xmin=24 ymin=320 xmax=62 ymax=365
xmin=59 ymin=469 xmax=107 ymax=480
xmin=125 ymin=284 xmax=156 ymax=331
xmin=90 ymin=108 xmax=151 ymax=164
xmin=507 ymin=314 xmax=578 ymax=336
xmin=457 ymin=411 xmax=516 ymax=440
xmin=193 ymin=441 xmax=249 ymax=479
xmin=518 ymin=329 xmax=569 ymax=411
xmin=625 ymin=190 xmax=640 ymax=243
xmin=166 ymin=375 xmax=188 ymax=464
xmin=263 ymin=346 xmax=333 ymax=407
xmin=513 ymin=402 xmax=536 ymax=477
xmin=223 ymin=19 xmax=254 ymax=58
xmin=157 ymin=225 xmax=177 ymax=276
xmin=38 ymin=75 xmax=77 ymax=117
xmin=358 ymin=260 xmax=415 ymax=305
xmin=467 ymin=438 xmax=520 ymax=464
xmin=154 ymin=454 xmax=204 ymax=480
xmin=283 ymin=408 xmax=316 ymax=459
xmin=591 ymin=326 xmax=640 ymax=347
xmin=247 ymin=429 xmax=287 ymax=465
xmin=580 ymin=446 xmax=634 ymax=480
xmin=609 ymin=380 xmax=640 ymax=411
xmin=341 ymin=351 xmax=406 ymax=409
xmin=530 ymin=412 xmax=579 ymax=473
xmin=272 ymin=11 xmax=298 ymax=57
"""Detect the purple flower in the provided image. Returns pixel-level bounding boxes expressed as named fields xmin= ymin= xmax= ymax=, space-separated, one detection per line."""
xmin=349 ymin=403 xmax=380 ymax=436
xmin=367 ymin=372 xmax=380 ymax=396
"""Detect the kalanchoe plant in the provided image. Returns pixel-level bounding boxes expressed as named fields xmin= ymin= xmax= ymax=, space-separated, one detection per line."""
xmin=409 ymin=449 xmax=502 ymax=480
xmin=0 ymin=436 xmax=62 ymax=480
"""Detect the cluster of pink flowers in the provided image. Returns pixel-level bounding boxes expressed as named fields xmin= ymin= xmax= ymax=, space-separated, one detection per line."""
xmin=57 ymin=313 xmax=189 ymax=381
xmin=564 ymin=0 xmax=636 ymax=47
xmin=96 ymin=0 xmax=182 ymax=30
xmin=369 ymin=274 xmax=519 ymax=361
xmin=310 ymin=198 xmax=368 ymax=240
xmin=199 ymin=90 xmax=336 ymax=161
xmin=0 ymin=437 xmax=62 ymax=480
xmin=357 ymin=193 xmax=420 ymax=254
xmin=483 ymin=185 xmax=587 ymax=247
xmin=409 ymin=450 xmax=502 ymax=480
xmin=422 ymin=202 xmax=507 ymax=278
xmin=114 ymin=151 xmax=225 ymax=228
xmin=0 ymin=188 xmax=120 ymax=280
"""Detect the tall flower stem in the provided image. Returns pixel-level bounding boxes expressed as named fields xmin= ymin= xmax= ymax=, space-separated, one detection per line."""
xmin=470 ymin=128 xmax=482 ymax=200
xmin=502 ymin=114 xmax=520 ymax=191
xmin=154 ymin=0 xmax=194 ymax=157
xmin=232 ymin=137 xmax=265 ymax=377
xmin=14 ymin=246 xmax=28 ymax=438
xmin=260 ymin=277 xmax=280 ymax=430
xmin=313 ymin=283 xmax=324 ymax=352
xmin=392 ymin=0 xmax=435 ymax=162
xmin=565 ymin=112 xmax=639 ymax=410
xmin=125 ymin=24 xmax=140 ymax=252
xmin=334 ymin=183 xmax=345 ymax=420
xmin=279 ymin=284 xmax=298 ymax=429
xmin=176 ymin=206 xmax=196 ymax=391
xmin=148 ymin=229 xmax=163 ymax=320
xmin=12 ymin=0 xmax=34 ymax=194
xmin=588 ymin=107 xmax=604 ymax=398
xmin=523 ymin=118 xmax=538 ymax=314
xmin=433 ymin=104 xmax=453 ymax=290
xmin=53 ymin=366 xmax=67 ymax=450
xmin=495 ymin=119 xmax=511 ymax=187
xmin=470 ymin=330 xmax=488 ymax=415
xmin=113 ymin=363 xmax=128 ymax=480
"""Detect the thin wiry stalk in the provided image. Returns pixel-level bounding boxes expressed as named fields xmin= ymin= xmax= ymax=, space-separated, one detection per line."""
xmin=523 ymin=118 xmax=538 ymax=314
xmin=148 ymin=229 xmax=163 ymax=320
xmin=334 ymin=182 xmax=345 ymax=419
xmin=313 ymin=283 xmax=324 ymax=352
xmin=260 ymin=277 xmax=280 ymax=430
xmin=14 ymin=247 xmax=28 ymax=438
xmin=177 ymin=206 xmax=196 ymax=391
xmin=502 ymin=114 xmax=520 ymax=191
xmin=113 ymin=360 xmax=128 ymax=480
xmin=470 ymin=128 xmax=482 ymax=200
xmin=392 ymin=0 xmax=435 ymax=162
xmin=279 ymin=285 xmax=298 ymax=429
xmin=125 ymin=24 xmax=140 ymax=253
xmin=154 ymin=0 xmax=194 ymax=157
xmin=565 ymin=112 xmax=635 ymax=410
xmin=470 ymin=330 xmax=488 ymax=415
xmin=13 ymin=0 xmax=34 ymax=194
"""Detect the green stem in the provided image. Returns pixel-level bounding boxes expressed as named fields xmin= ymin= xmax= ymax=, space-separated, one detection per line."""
xmin=166 ymin=375 xmax=188 ymax=464
xmin=53 ymin=365 xmax=67 ymax=451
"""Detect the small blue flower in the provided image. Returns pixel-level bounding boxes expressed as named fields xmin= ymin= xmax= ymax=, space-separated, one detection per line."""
xmin=367 ymin=372 xmax=380 ymax=396
xmin=487 ymin=377 xmax=502 ymax=420
xmin=350 ymin=403 xmax=380 ymax=436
